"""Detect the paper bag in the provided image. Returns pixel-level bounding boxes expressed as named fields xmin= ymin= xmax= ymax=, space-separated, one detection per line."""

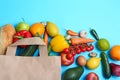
xmin=0 ymin=37 xmax=61 ymax=80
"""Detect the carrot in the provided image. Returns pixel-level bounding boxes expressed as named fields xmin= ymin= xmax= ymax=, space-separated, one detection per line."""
xmin=44 ymin=29 xmax=48 ymax=46
xmin=70 ymin=38 xmax=95 ymax=45
xmin=67 ymin=30 xmax=79 ymax=36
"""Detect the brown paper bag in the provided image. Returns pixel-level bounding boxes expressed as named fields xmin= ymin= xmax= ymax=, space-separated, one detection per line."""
xmin=0 ymin=37 xmax=61 ymax=80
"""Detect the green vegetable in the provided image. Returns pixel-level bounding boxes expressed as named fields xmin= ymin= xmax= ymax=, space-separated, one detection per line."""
xmin=20 ymin=34 xmax=42 ymax=56
xmin=20 ymin=45 xmax=38 ymax=56
xmin=63 ymin=66 xmax=84 ymax=80
xmin=90 ymin=28 xmax=99 ymax=40
xmin=48 ymin=44 xmax=52 ymax=56
xmin=100 ymin=52 xmax=111 ymax=78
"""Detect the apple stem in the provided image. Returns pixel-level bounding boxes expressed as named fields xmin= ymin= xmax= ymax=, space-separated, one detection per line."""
xmin=22 ymin=18 xmax=25 ymax=22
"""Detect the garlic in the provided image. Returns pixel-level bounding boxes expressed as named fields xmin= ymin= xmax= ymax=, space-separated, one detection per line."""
xmin=40 ymin=22 xmax=47 ymax=27
xmin=80 ymin=30 xmax=87 ymax=38
xmin=65 ymin=35 xmax=71 ymax=40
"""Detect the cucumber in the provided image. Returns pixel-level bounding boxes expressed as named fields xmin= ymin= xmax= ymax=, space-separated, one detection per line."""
xmin=20 ymin=45 xmax=38 ymax=56
xmin=100 ymin=52 xmax=111 ymax=78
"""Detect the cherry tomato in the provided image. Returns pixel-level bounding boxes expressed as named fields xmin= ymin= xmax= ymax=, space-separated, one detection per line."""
xmin=71 ymin=51 xmax=76 ymax=56
xmin=66 ymin=54 xmax=73 ymax=60
xmin=80 ymin=47 xmax=86 ymax=52
xmin=86 ymin=47 xmax=91 ymax=51
xmin=76 ymin=48 xmax=81 ymax=54
xmin=63 ymin=48 xmax=69 ymax=53
xmin=90 ymin=45 xmax=94 ymax=50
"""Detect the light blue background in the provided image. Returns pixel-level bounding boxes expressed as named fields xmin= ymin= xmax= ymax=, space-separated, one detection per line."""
xmin=0 ymin=0 xmax=120 ymax=80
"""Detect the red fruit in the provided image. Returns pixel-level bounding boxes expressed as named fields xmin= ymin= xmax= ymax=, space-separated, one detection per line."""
xmin=71 ymin=51 xmax=76 ymax=56
xmin=67 ymin=54 xmax=73 ymax=60
xmin=76 ymin=48 xmax=81 ymax=54
xmin=63 ymin=48 xmax=69 ymax=53
xmin=86 ymin=47 xmax=91 ymax=52
xmin=90 ymin=45 xmax=94 ymax=51
xmin=61 ymin=53 xmax=74 ymax=66
xmin=81 ymin=47 xmax=86 ymax=52
xmin=86 ymin=72 xmax=99 ymax=80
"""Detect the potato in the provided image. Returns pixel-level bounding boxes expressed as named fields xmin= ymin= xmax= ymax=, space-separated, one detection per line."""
xmin=77 ymin=56 xmax=86 ymax=66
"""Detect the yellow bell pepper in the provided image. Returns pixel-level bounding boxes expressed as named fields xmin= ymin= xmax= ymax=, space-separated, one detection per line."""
xmin=50 ymin=34 xmax=69 ymax=52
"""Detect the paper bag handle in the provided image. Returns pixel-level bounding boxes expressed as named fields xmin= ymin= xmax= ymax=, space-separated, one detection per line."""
xmin=6 ymin=37 xmax=48 ymax=57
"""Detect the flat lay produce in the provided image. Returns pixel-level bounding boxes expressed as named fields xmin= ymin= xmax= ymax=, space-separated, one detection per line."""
xmin=0 ymin=24 xmax=16 ymax=55
xmin=0 ymin=21 xmax=120 ymax=80
xmin=110 ymin=63 xmax=120 ymax=76
xmin=63 ymin=66 xmax=84 ymax=80
xmin=110 ymin=45 xmax=120 ymax=60
xmin=86 ymin=72 xmax=99 ymax=80
xmin=100 ymin=52 xmax=111 ymax=79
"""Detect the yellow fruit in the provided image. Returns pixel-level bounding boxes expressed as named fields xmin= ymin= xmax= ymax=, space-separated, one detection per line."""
xmin=46 ymin=21 xmax=59 ymax=37
xmin=50 ymin=34 xmax=69 ymax=52
xmin=86 ymin=57 xmax=101 ymax=70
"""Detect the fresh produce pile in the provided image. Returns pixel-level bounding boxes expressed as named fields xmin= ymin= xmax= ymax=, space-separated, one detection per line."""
xmin=0 ymin=21 xmax=120 ymax=80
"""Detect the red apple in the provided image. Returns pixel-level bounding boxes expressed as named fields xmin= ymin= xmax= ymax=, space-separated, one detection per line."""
xmin=61 ymin=52 xmax=74 ymax=66
xmin=86 ymin=72 xmax=99 ymax=80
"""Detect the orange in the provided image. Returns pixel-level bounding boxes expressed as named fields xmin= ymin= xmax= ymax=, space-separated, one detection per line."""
xmin=30 ymin=23 xmax=45 ymax=36
xmin=110 ymin=45 xmax=120 ymax=60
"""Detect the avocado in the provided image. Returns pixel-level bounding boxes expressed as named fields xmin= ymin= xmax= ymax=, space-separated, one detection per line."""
xmin=63 ymin=66 xmax=84 ymax=80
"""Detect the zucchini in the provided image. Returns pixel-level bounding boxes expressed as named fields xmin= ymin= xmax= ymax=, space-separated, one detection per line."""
xmin=20 ymin=45 xmax=38 ymax=56
xmin=100 ymin=52 xmax=111 ymax=78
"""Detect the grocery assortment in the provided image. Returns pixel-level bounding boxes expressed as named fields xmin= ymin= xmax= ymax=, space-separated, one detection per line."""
xmin=0 ymin=21 xmax=120 ymax=80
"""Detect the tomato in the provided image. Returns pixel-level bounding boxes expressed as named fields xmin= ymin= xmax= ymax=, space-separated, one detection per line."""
xmin=86 ymin=47 xmax=91 ymax=52
xmin=81 ymin=47 xmax=86 ymax=52
xmin=71 ymin=51 xmax=76 ymax=56
xmin=76 ymin=48 xmax=81 ymax=54
xmin=90 ymin=45 xmax=94 ymax=51
xmin=67 ymin=54 xmax=73 ymax=60
xmin=63 ymin=48 xmax=69 ymax=53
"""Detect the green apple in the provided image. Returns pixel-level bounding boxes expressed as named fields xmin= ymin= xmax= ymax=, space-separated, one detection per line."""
xmin=97 ymin=38 xmax=110 ymax=51
xmin=16 ymin=22 xmax=30 ymax=32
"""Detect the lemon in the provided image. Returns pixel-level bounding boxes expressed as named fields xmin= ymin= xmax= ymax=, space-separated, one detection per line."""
xmin=86 ymin=57 xmax=101 ymax=70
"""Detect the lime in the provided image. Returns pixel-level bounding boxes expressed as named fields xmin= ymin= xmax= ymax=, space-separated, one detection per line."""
xmin=97 ymin=38 xmax=110 ymax=51
xmin=87 ymin=57 xmax=101 ymax=70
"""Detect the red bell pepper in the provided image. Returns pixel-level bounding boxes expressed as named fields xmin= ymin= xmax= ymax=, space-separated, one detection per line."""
xmin=13 ymin=30 xmax=32 ymax=48
xmin=61 ymin=52 xmax=74 ymax=66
